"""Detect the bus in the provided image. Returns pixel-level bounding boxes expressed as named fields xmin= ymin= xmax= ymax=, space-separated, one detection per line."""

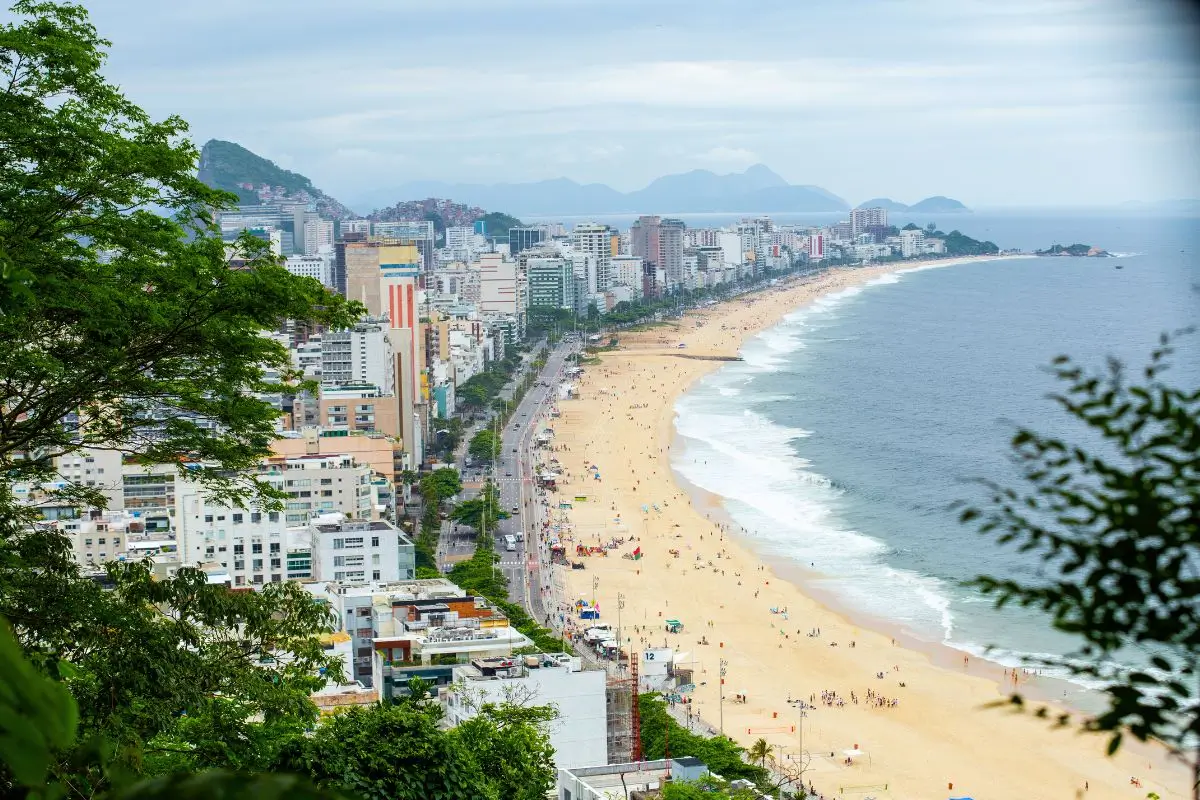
xmin=503 ymin=535 xmax=517 ymax=552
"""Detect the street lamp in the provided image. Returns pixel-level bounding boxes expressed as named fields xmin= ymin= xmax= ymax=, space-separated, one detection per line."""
xmin=719 ymin=659 xmax=727 ymax=735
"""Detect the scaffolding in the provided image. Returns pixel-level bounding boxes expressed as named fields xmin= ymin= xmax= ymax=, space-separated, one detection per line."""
xmin=605 ymin=673 xmax=633 ymax=764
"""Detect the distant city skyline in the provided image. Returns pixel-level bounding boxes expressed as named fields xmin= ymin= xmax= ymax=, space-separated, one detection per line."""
xmin=67 ymin=0 xmax=1200 ymax=208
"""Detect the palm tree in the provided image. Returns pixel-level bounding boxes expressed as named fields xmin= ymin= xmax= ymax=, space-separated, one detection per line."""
xmin=748 ymin=737 xmax=773 ymax=770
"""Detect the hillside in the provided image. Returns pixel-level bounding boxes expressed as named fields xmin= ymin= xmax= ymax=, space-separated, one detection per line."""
xmin=197 ymin=140 xmax=356 ymax=220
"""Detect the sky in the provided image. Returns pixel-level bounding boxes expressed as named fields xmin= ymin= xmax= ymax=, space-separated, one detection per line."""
xmin=56 ymin=0 xmax=1200 ymax=208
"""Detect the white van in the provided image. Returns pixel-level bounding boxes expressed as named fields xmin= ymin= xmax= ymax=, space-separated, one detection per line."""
xmin=503 ymin=535 xmax=517 ymax=552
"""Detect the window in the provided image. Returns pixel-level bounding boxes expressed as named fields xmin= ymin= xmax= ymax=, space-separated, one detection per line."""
xmin=371 ymin=536 xmax=380 ymax=547
xmin=84 ymin=538 xmax=92 ymax=546
xmin=252 ymin=559 xmax=263 ymax=570
xmin=372 ymin=570 xmax=381 ymax=580
xmin=271 ymin=574 xmax=282 ymax=583
xmin=204 ymin=515 xmax=213 ymax=523
xmin=269 ymin=543 xmax=280 ymax=554
xmin=235 ymin=576 xmax=245 ymax=586
xmin=113 ymin=537 xmax=121 ymax=546
xmin=98 ymin=537 xmax=106 ymax=545
xmin=333 ymin=556 xmax=345 ymax=567
xmin=343 ymin=537 xmax=363 ymax=549
xmin=251 ymin=512 xmax=262 ymax=523
xmin=334 ymin=571 xmax=345 ymax=581
xmin=268 ymin=512 xmax=279 ymax=522
xmin=234 ymin=560 xmax=245 ymax=570
xmin=320 ymin=478 xmax=333 ymax=486
xmin=332 ymin=538 xmax=344 ymax=549
xmin=232 ymin=513 xmax=243 ymax=524
xmin=233 ymin=544 xmax=244 ymax=555
xmin=270 ymin=558 xmax=281 ymax=569
xmin=322 ymin=490 xmax=333 ymax=497
xmin=355 ymin=628 xmax=373 ymax=639
xmin=251 ymin=543 xmax=263 ymax=554
xmin=372 ymin=554 xmax=380 ymax=566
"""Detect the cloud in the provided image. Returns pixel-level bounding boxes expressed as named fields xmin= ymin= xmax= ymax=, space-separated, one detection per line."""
xmin=57 ymin=0 xmax=1200 ymax=205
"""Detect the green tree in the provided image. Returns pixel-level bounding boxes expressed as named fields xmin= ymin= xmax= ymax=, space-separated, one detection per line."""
xmin=961 ymin=334 xmax=1200 ymax=794
xmin=450 ymin=481 xmax=508 ymax=529
xmin=747 ymin=737 xmax=773 ymax=770
xmin=468 ymin=429 xmax=500 ymax=463
xmin=274 ymin=697 xmax=555 ymax=800
xmin=637 ymin=694 xmax=768 ymax=786
xmin=0 ymin=0 xmax=361 ymax=512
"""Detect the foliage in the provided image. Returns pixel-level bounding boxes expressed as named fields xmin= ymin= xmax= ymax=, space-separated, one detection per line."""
xmin=961 ymin=333 xmax=1200 ymax=772
xmin=472 ymin=211 xmax=523 ymax=240
xmin=1035 ymin=243 xmax=1104 ymax=257
xmin=274 ymin=698 xmax=555 ymax=800
xmin=747 ymin=738 xmax=773 ymax=770
xmin=449 ymin=481 xmax=508 ymax=529
xmin=0 ymin=613 xmax=343 ymax=799
xmin=448 ymin=535 xmax=570 ymax=654
xmin=197 ymin=139 xmax=315 ymax=202
xmin=661 ymin=775 xmax=762 ymax=800
xmin=637 ymin=694 xmax=769 ymax=786
xmin=0 ymin=1 xmax=363 ymax=511
xmin=468 ymin=429 xmax=500 ymax=463
xmin=429 ymin=417 xmax=466 ymax=462
xmin=0 ymin=516 xmax=340 ymax=794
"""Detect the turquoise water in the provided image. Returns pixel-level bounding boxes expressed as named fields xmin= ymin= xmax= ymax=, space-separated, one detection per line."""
xmin=672 ymin=214 xmax=1199 ymax=694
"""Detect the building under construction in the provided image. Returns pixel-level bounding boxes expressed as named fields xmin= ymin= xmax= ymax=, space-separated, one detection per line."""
xmin=605 ymin=657 xmax=639 ymax=764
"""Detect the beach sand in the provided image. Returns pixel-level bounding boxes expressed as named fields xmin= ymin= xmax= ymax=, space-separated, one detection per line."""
xmin=540 ymin=259 xmax=1189 ymax=799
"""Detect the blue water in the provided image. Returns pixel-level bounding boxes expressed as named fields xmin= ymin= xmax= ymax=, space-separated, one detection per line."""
xmin=671 ymin=213 xmax=1200 ymax=691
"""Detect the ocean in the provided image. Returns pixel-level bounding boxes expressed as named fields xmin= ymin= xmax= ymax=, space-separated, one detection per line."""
xmin=670 ymin=212 xmax=1200 ymax=700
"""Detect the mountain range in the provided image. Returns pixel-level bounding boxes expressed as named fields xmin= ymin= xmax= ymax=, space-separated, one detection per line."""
xmin=349 ymin=164 xmax=861 ymax=216
xmin=197 ymin=139 xmax=973 ymax=218
xmin=855 ymin=196 xmax=971 ymax=214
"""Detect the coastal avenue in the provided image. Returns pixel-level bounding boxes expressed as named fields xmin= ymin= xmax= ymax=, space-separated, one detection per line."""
xmin=444 ymin=339 xmax=576 ymax=624
xmin=494 ymin=340 xmax=573 ymax=617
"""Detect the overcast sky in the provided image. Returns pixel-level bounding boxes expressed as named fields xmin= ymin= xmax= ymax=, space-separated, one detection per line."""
xmin=66 ymin=0 xmax=1200 ymax=208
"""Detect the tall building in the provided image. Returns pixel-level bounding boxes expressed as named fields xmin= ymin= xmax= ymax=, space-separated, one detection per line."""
xmin=444 ymin=226 xmax=474 ymax=252
xmin=309 ymin=518 xmax=415 ymax=585
xmin=321 ymin=317 xmax=394 ymax=390
xmin=303 ymin=217 xmax=335 ymax=255
xmin=850 ymin=207 xmax=888 ymax=236
xmin=284 ymin=254 xmax=333 ymax=288
xmin=631 ymin=216 xmax=685 ymax=290
xmin=609 ymin=255 xmax=643 ymax=289
xmin=508 ymin=226 xmax=545 ymax=256
xmin=333 ymin=231 xmax=366 ymax=297
xmin=526 ymin=257 xmax=574 ymax=310
xmin=571 ymin=223 xmax=613 ymax=291
xmin=900 ymin=228 xmax=926 ymax=257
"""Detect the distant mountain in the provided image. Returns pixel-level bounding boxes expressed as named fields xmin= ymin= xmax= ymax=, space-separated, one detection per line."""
xmin=352 ymin=164 xmax=850 ymax=216
xmin=855 ymin=197 xmax=912 ymax=212
xmin=908 ymin=196 xmax=969 ymax=214
xmin=197 ymin=140 xmax=356 ymax=220
xmin=855 ymin=196 xmax=971 ymax=213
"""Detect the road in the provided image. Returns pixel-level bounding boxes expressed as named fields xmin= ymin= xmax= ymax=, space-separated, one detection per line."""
xmin=436 ymin=340 xmax=576 ymax=623
xmin=493 ymin=341 xmax=574 ymax=618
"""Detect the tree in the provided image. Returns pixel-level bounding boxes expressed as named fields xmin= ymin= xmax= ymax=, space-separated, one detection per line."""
xmin=420 ymin=467 xmax=463 ymax=505
xmin=450 ymin=481 xmax=508 ymax=529
xmin=637 ymin=694 xmax=768 ymax=786
xmin=274 ymin=697 xmax=556 ymax=800
xmin=468 ymin=429 xmax=500 ymax=463
xmin=0 ymin=1 xmax=361 ymax=512
xmin=961 ymin=333 xmax=1200 ymax=794
xmin=747 ymin=738 xmax=773 ymax=770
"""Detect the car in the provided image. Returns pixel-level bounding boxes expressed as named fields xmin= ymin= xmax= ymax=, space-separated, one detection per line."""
xmin=511 ymin=447 xmax=517 ymax=453
xmin=511 ymin=506 xmax=519 ymax=514
xmin=504 ymin=471 xmax=512 ymax=476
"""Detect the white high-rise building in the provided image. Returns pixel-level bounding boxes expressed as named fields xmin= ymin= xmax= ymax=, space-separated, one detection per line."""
xmin=309 ymin=518 xmax=415 ymax=585
xmin=321 ymin=317 xmax=395 ymax=390
xmin=284 ymin=254 xmax=333 ymax=288
xmin=304 ymin=218 xmax=335 ymax=255
xmin=445 ymin=226 xmax=474 ymax=251
xmin=477 ymin=253 xmax=519 ymax=317
xmin=900 ymin=228 xmax=926 ymax=257
xmin=571 ymin=223 xmax=613 ymax=291
xmin=609 ymin=255 xmax=642 ymax=289
xmin=851 ymin=207 xmax=888 ymax=236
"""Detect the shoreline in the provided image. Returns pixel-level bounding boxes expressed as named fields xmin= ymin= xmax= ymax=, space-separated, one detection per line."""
xmin=544 ymin=256 xmax=1188 ymax=798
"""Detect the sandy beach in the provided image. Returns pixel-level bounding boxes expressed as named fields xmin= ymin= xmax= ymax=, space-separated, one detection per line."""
xmin=540 ymin=258 xmax=1190 ymax=799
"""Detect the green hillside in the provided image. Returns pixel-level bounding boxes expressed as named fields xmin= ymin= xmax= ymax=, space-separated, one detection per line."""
xmin=197 ymin=139 xmax=355 ymax=218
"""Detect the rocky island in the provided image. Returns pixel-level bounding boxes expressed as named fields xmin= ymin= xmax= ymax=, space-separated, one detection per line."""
xmin=1035 ymin=243 xmax=1112 ymax=257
